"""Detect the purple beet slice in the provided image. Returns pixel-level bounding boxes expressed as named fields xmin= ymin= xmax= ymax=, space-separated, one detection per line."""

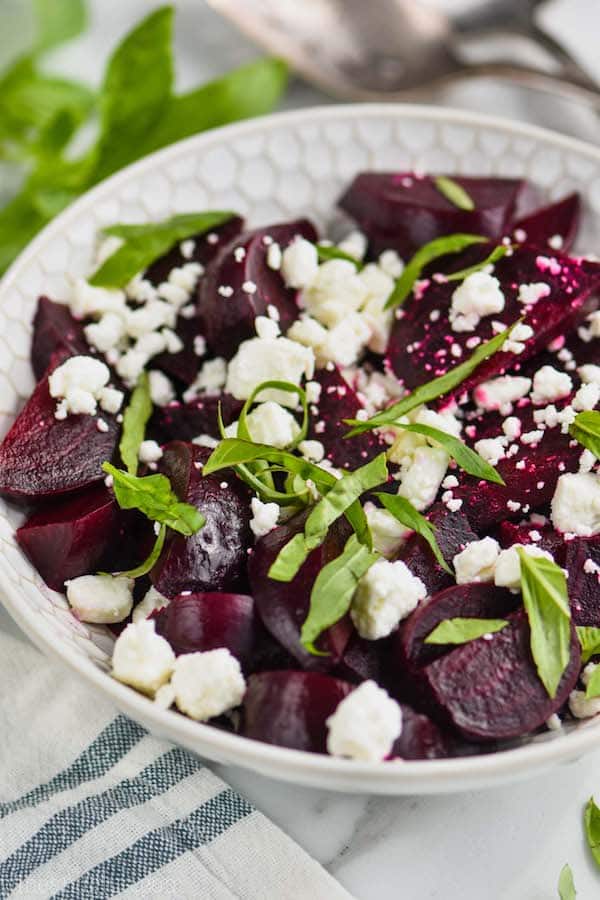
xmin=498 ymin=520 xmax=566 ymax=558
xmin=562 ymin=536 xmax=600 ymax=626
xmin=338 ymin=173 xmax=535 ymax=259
xmin=198 ymin=219 xmax=318 ymax=359
xmin=144 ymin=216 xmax=245 ymax=285
xmin=307 ymin=366 xmax=386 ymax=471
xmin=151 ymin=442 xmax=251 ymax=597
xmin=0 ymin=356 xmax=120 ymax=500
xmin=153 ymin=591 xmax=258 ymax=671
xmin=391 ymin=704 xmax=450 ymax=760
xmin=241 ymin=670 xmax=354 ymax=753
xmin=151 ymin=314 xmax=202 ymax=387
xmin=31 ymin=296 xmax=89 ymax=381
xmin=334 ymin=632 xmax=383 ymax=684
xmin=248 ymin=509 xmax=352 ymax=671
xmin=150 ymin=393 xmax=243 ymax=444
xmin=419 ymin=608 xmax=581 ymax=741
xmin=387 ymin=244 xmax=600 ymax=395
xmin=16 ymin=485 xmax=118 ymax=590
xmin=513 ymin=193 xmax=581 ymax=254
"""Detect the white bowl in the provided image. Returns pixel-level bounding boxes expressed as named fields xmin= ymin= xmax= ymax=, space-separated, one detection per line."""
xmin=2 ymin=104 xmax=600 ymax=794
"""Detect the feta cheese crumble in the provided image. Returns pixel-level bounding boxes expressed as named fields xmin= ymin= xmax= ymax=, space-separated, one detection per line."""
xmin=530 ymin=366 xmax=573 ymax=404
xmin=551 ymin=472 xmax=600 ymax=536
xmin=453 ymin=537 xmax=500 ymax=584
xmin=249 ymin=497 xmax=279 ymax=538
xmin=112 ymin=620 xmax=175 ymax=696
xmin=170 ymin=649 xmax=246 ymax=721
xmin=138 ymin=439 xmax=163 ymax=464
xmin=326 ymin=681 xmax=402 ymax=762
xmin=449 ymin=271 xmax=505 ymax=333
xmin=49 ymin=356 xmax=112 ymax=419
xmin=351 ymin=558 xmax=426 ymax=640
xmin=244 ymin=401 xmax=300 ymax=448
xmin=280 ymin=237 xmax=319 ymax=289
xmin=226 ymin=335 xmax=314 ymax=406
xmin=494 ymin=543 xmax=554 ymax=591
xmin=363 ymin=502 xmax=411 ymax=559
xmin=132 ymin=586 xmax=170 ymax=623
xmin=66 ymin=574 xmax=134 ymax=624
xmin=396 ymin=446 xmax=449 ymax=511
xmin=473 ymin=375 xmax=531 ymax=412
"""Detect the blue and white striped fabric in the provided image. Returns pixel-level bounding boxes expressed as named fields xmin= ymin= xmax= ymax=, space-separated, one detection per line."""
xmin=0 ymin=611 xmax=354 ymax=899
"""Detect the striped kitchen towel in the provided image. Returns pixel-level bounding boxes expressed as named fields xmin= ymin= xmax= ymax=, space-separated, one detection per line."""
xmin=0 ymin=610 xmax=353 ymax=899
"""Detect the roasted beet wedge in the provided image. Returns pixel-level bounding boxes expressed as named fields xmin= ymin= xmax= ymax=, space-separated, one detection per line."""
xmin=31 ymin=297 xmax=89 ymax=381
xmin=498 ymin=520 xmax=566 ymax=558
xmin=512 ymin=193 xmax=581 ymax=254
xmin=339 ymin=173 xmax=534 ymax=259
xmin=16 ymin=485 xmax=118 ymax=590
xmin=0 ymin=358 xmax=120 ymax=500
xmin=396 ymin=582 xmax=520 ymax=671
xmin=387 ymin=245 xmax=600 ymax=395
xmin=152 ymin=314 xmax=202 ymax=387
xmin=419 ymin=609 xmax=580 ymax=741
xmin=150 ymin=393 xmax=243 ymax=444
xmin=248 ymin=510 xmax=352 ymax=671
xmin=563 ymin=536 xmax=600 ymax=626
xmin=391 ymin=704 xmax=450 ymax=760
xmin=334 ymin=632 xmax=383 ymax=684
xmin=396 ymin=503 xmax=478 ymax=597
xmin=153 ymin=592 xmax=259 ymax=671
xmin=241 ymin=670 xmax=353 ymax=753
xmin=307 ymin=366 xmax=386 ymax=471
xmin=198 ymin=219 xmax=318 ymax=358
xmin=151 ymin=442 xmax=251 ymax=597
xmin=144 ymin=216 xmax=245 ymax=285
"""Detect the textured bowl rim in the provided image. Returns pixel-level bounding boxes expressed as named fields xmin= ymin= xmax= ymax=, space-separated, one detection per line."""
xmin=3 ymin=102 xmax=600 ymax=794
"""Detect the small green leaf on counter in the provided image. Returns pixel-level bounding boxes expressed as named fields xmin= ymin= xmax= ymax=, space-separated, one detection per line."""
xmin=577 ymin=626 xmax=600 ymax=664
xmin=373 ymin=493 xmax=451 ymax=574
xmin=118 ymin=523 xmax=166 ymax=578
xmin=119 ymin=372 xmax=152 ymax=476
xmin=569 ymin=411 xmax=600 ymax=461
xmin=519 ymin=550 xmax=571 ymax=699
xmin=425 ymin=617 xmax=509 ymax=645
xmin=585 ymin=797 xmax=600 ymax=869
xmin=393 ymin=422 xmax=505 ymax=485
xmin=301 ymin=535 xmax=379 ymax=655
xmin=434 ymin=176 xmax=475 ymax=211
xmin=446 ymin=244 xmax=510 ymax=282
xmin=384 ymin=233 xmax=487 ymax=310
xmin=558 ymin=863 xmax=576 ymax=900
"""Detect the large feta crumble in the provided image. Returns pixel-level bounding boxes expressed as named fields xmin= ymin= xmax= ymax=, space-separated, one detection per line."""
xmin=170 ymin=649 xmax=246 ymax=721
xmin=494 ymin=543 xmax=554 ymax=591
xmin=326 ymin=681 xmax=402 ymax=762
xmin=551 ymin=472 xmax=600 ymax=536
xmin=449 ymin=271 xmax=505 ymax=333
xmin=396 ymin=446 xmax=449 ymax=511
xmin=351 ymin=558 xmax=426 ymax=640
xmin=226 ymin=335 xmax=314 ymax=405
xmin=49 ymin=355 xmax=119 ymax=419
xmin=249 ymin=497 xmax=279 ymax=538
xmin=112 ymin=620 xmax=175 ymax=696
xmin=453 ymin=537 xmax=500 ymax=585
xmin=66 ymin=574 xmax=134 ymax=624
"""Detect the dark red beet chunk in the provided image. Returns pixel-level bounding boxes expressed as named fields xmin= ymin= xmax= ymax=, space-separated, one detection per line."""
xmin=391 ymin=704 xmax=450 ymax=760
xmin=241 ymin=670 xmax=353 ymax=753
xmin=512 ymin=193 xmax=581 ymax=254
xmin=334 ymin=632 xmax=383 ymax=684
xmin=396 ymin=503 xmax=478 ymax=597
xmin=16 ymin=485 xmax=118 ymax=590
xmin=153 ymin=592 xmax=258 ymax=671
xmin=339 ymin=173 xmax=534 ymax=259
xmin=0 ymin=358 xmax=120 ymax=500
xmin=419 ymin=609 xmax=581 ymax=741
xmin=198 ymin=219 xmax=318 ymax=359
xmin=151 ymin=442 xmax=251 ymax=597
xmin=150 ymin=393 xmax=243 ymax=444
xmin=498 ymin=520 xmax=565 ymax=558
xmin=248 ymin=510 xmax=352 ymax=671
xmin=563 ymin=536 xmax=600 ymax=626
xmin=31 ymin=297 xmax=89 ymax=381
xmin=308 ymin=366 xmax=386 ymax=471
xmin=387 ymin=245 xmax=600 ymax=396
xmin=144 ymin=217 xmax=245 ymax=285
xmin=152 ymin=315 xmax=201 ymax=387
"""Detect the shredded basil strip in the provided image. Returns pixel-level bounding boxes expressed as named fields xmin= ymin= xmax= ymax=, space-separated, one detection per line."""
xmin=434 ymin=176 xmax=475 ymax=211
xmin=569 ymin=410 xmax=600 ymax=460
xmin=90 ymin=210 xmax=234 ymax=288
xmin=102 ymin=462 xmax=204 ymax=536
xmin=425 ymin=617 xmax=509 ymax=645
xmin=117 ymin=523 xmax=167 ymax=578
xmin=557 ymin=863 xmax=576 ymax=900
xmin=373 ymin=492 xmax=451 ymax=574
xmin=384 ymin=233 xmax=487 ymax=310
xmin=316 ymin=243 xmax=363 ymax=267
xmin=585 ymin=797 xmax=600 ymax=869
xmin=268 ymin=452 xmax=388 ymax=582
xmin=300 ymin=534 xmax=379 ymax=655
xmin=585 ymin=666 xmax=600 ymax=699
xmin=518 ymin=549 xmax=572 ymax=699
xmin=119 ymin=371 xmax=152 ymax=476
xmin=393 ymin=423 xmax=505 ymax=485
xmin=236 ymin=380 xmax=308 ymax=450
xmin=445 ymin=244 xmax=510 ymax=282
xmin=577 ymin=626 xmax=600 ymax=664
xmin=345 ymin=321 xmax=520 ymax=437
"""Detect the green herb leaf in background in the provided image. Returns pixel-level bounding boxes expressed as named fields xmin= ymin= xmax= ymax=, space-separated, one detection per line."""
xmin=392 ymin=422 xmax=505 ymax=485
xmin=577 ymin=626 xmax=600 ymax=664
xmin=585 ymin=797 xmax=600 ymax=869
xmin=384 ymin=233 xmax=487 ymax=310
xmin=344 ymin=322 xmax=520 ymax=437
xmin=558 ymin=863 xmax=576 ymax=900
xmin=90 ymin=211 xmax=234 ymax=288
xmin=300 ymin=534 xmax=379 ymax=654
xmin=585 ymin=665 xmax=600 ymax=699
xmin=119 ymin=372 xmax=152 ymax=476
xmin=425 ymin=617 xmax=509 ymax=645
xmin=519 ymin=550 xmax=572 ymax=699
xmin=102 ymin=462 xmax=204 ymax=536
xmin=569 ymin=411 xmax=600 ymax=461
xmin=434 ymin=176 xmax=475 ymax=211
xmin=445 ymin=244 xmax=510 ymax=282
xmin=33 ymin=0 xmax=87 ymax=52
xmin=373 ymin=492 xmax=451 ymax=574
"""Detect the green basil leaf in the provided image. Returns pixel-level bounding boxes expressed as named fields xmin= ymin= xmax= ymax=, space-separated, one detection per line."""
xmin=519 ymin=549 xmax=571 ymax=699
xmin=90 ymin=211 xmax=234 ymax=288
xmin=585 ymin=797 xmax=600 ymax=870
xmin=558 ymin=863 xmax=577 ymax=900
xmin=434 ymin=176 xmax=475 ymax=211
xmin=569 ymin=411 xmax=600 ymax=460
xmin=102 ymin=462 xmax=204 ymax=536
xmin=316 ymin=244 xmax=362 ymax=266
xmin=577 ymin=626 xmax=600 ymax=664
xmin=394 ymin=423 xmax=505 ymax=485
xmin=119 ymin=372 xmax=152 ymax=476
xmin=345 ymin=321 xmax=520 ymax=437
xmin=373 ymin=492 xmax=451 ymax=574
xmin=203 ymin=438 xmax=337 ymax=488
xmin=300 ymin=534 xmax=379 ymax=655
xmin=445 ymin=244 xmax=510 ymax=282
xmin=585 ymin=665 xmax=600 ymax=699
xmin=425 ymin=617 xmax=509 ymax=645
xmin=384 ymin=233 xmax=487 ymax=310
xmin=118 ymin=523 xmax=166 ymax=578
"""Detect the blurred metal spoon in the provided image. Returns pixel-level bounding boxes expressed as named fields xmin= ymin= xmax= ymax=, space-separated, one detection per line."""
xmin=206 ymin=0 xmax=600 ymax=110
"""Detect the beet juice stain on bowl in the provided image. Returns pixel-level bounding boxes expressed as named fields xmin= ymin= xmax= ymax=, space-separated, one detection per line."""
xmin=2 ymin=123 xmax=600 ymax=784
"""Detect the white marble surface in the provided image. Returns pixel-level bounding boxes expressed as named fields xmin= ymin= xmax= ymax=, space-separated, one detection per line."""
xmin=6 ymin=0 xmax=600 ymax=897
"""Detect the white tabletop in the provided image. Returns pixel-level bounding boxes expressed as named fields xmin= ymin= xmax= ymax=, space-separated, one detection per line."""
xmin=19 ymin=1 xmax=600 ymax=896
